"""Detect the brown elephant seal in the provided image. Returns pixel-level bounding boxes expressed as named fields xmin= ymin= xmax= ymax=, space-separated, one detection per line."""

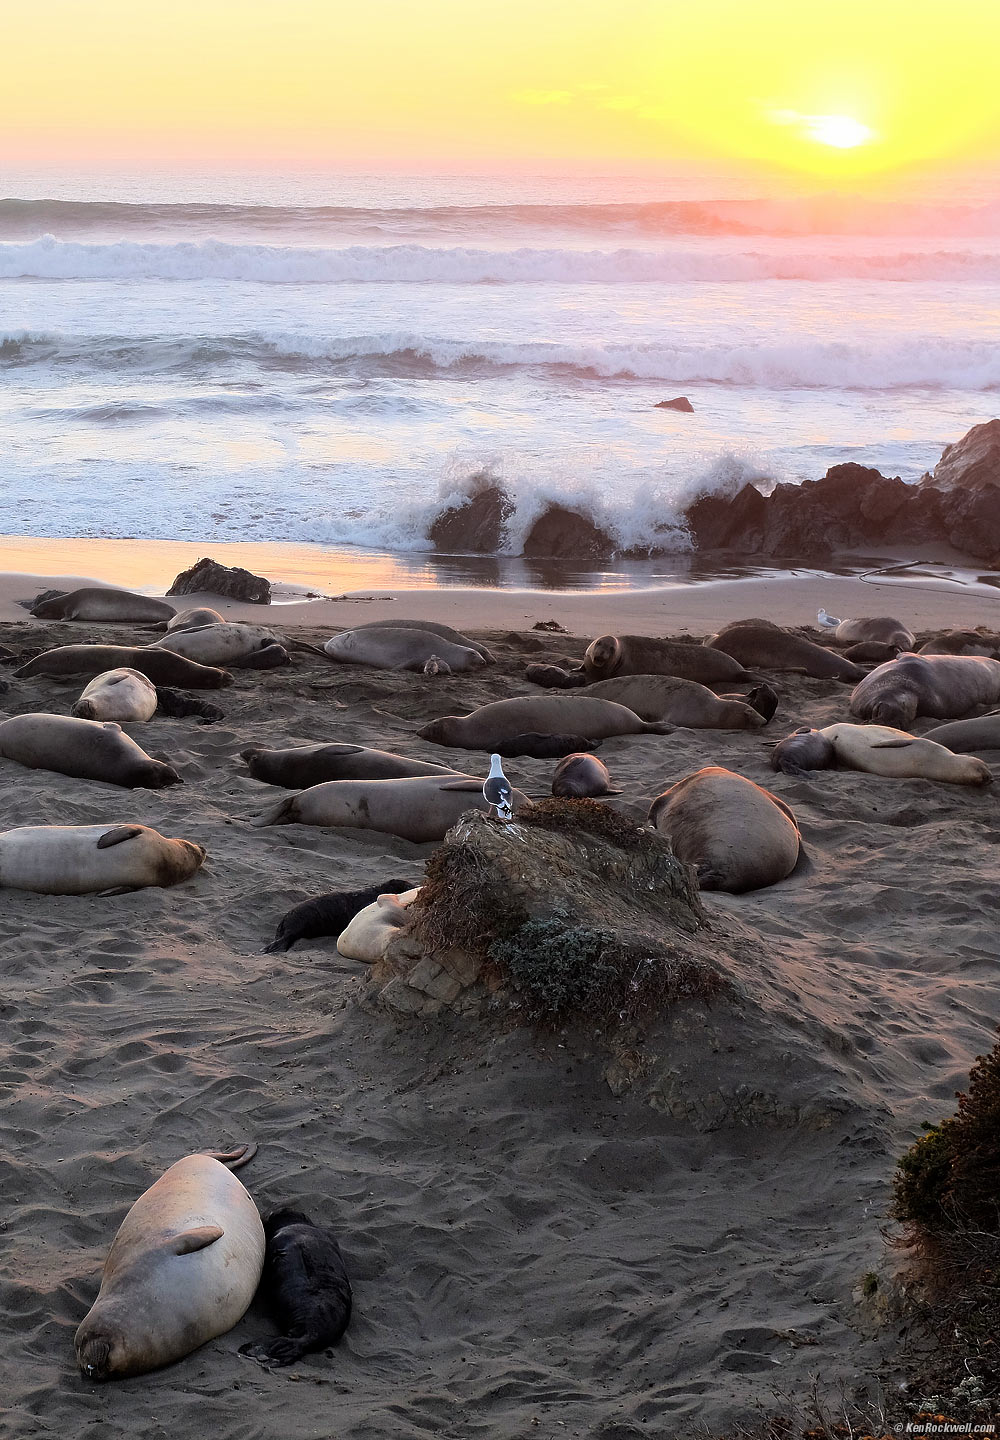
xmin=423 ymin=655 xmax=452 ymax=676
xmin=323 ymin=627 xmax=485 ymax=673
xmin=356 ymin=618 xmax=495 ymax=664
xmin=525 ymin=663 xmax=589 ymax=689
xmin=75 ymin=1147 xmax=263 ymax=1381
xmin=579 ymin=675 xmax=768 ymax=729
xmin=336 ymin=888 xmax=421 ymax=962
xmin=706 ymin=624 xmax=864 ymax=681
xmin=152 ymin=622 xmax=282 ymax=666
xmin=770 ymin=727 xmax=836 ymax=777
xmin=73 ymin=668 xmax=158 ymax=722
xmin=916 ymin=629 xmax=1000 ymax=657
xmin=418 ymin=696 xmax=672 ymax=750
xmin=250 ymin=775 xmax=530 ymax=843
xmin=494 ymin=733 xmax=601 ymax=759
xmin=822 ymin=615 xmax=915 ymax=649
xmin=584 ymin=635 xmax=750 ymax=685
xmin=843 ymin=641 xmax=902 ymax=664
xmin=817 ymin=722 xmax=992 ymax=785
xmin=165 ymin=606 xmax=226 ymax=631
xmin=648 ymin=767 xmax=801 ymax=893
xmin=29 ymin=587 xmax=175 ymax=623
xmin=850 ymin=653 xmax=1000 ymax=729
xmin=241 ymin=742 xmax=458 ymax=788
xmin=15 ymin=644 xmax=233 ymax=689
xmin=0 ymin=823 xmax=205 ymax=894
xmin=0 ymin=714 xmax=180 ymax=789
xmin=264 ymin=878 xmax=418 ymax=953
xmin=923 ymin=713 xmax=1000 ymax=752
xmin=551 ymin=754 xmax=620 ymax=797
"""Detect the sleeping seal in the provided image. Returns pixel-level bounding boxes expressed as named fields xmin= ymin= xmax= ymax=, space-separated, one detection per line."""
xmin=0 ymin=823 xmax=205 ymax=894
xmin=916 ymin=629 xmax=1000 ymax=657
xmin=15 ymin=644 xmax=232 ymax=689
xmin=73 ymin=668 xmax=158 ymax=722
xmin=0 ymin=714 xmax=180 ymax=789
xmin=826 ymin=615 xmax=915 ymax=649
xmin=418 ymin=696 xmax=671 ymax=749
xmin=336 ymin=888 xmax=421 ymax=962
xmin=648 ymin=767 xmax=801 ymax=893
xmin=706 ymin=623 xmax=863 ymax=681
xmin=551 ymin=753 xmax=620 ymax=798
xmin=494 ymin=733 xmax=602 ymax=759
xmin=264 ymin=878 xmax=419 ymax=953
xmin=818 ymin=722 xmax=992 ymax=785
xmin=584 ymin=634 xmax=750 ymax=685
xmin=579 ymin=674 xmax=769 ymax=729
xmin=241 ymin=743 xmax=458 ymax=789
xmin=850 ymin=653 xmax=1000 ymax=729
xmin=152 ymin=623 xmax=282 ymax=666
xmin=323 ymin=627 xmax=485 ymax=673
xmin=924 ymin=712 xmax=1000 ymax=752
xmin=165 ymin=606 xmax=226 ymax=631
xmin=239 ymin=1210 xmax=352 ymax=1368
xmin=770 ymin=727 xmax=836 ymax=777
xmin=29 ymin=587 xmax=175 ymax=623
xmin=355 ymin=618 xmax=495 ymax=664
xmin=250 ymin=774 xmax=531 ymax=843
xmin=75 ymin=1147 xmax=263 ymax=1380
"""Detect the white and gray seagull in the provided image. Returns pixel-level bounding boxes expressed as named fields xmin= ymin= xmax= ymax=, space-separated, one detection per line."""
xmin=483 ymin=753 xmax=514 ymax=821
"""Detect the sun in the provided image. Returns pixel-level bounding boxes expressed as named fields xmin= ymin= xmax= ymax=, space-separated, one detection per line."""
xmin=805 ymin=114 xmax=874 ymax=149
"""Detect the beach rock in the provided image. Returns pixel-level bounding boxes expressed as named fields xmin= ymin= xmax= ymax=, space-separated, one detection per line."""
xmin=167 ymin=557 xmax=271 ymax=604
xmin=655 ymin=396 xmax=695 ymax=412
xmin=938 ymin=482 xmax=1000 ymax=565
xmin=428 ymin=484 xmax=512 ymax=553
xmin=684 ymin=483 xmax=767 ymax=551
xmin=522 ymin=505 xmax=617 ymax=560
xmin=928 ymin=417 xmax=1000 ymax=493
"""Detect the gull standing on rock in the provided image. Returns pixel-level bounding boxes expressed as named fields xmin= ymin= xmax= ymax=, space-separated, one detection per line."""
xmin=483 ymin=754 xmax=514 ymax=821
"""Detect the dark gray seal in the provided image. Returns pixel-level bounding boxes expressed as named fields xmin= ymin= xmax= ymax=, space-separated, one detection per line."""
xmin=706 ymin=623 xmax=863 ymax=681
xmin=355 ymin=618 xmax=495 ymax=663
xmin=15 ymin=644 xmax=233 ymax=689
xmin=495 ymin=733 xmax=602 ymax=759
xmin=551 ymin=754 xmax=620 ymax=797
xmin=0 ymin=714 xmax=180 ymax=789
xmin=242 ymin=743 xmax=457 ymax=789
xmin=238 ymin=1209 xmax=352 ymax=1368
xmin=770 ymin=726 xmax=836 ymax=777
xmin=584 ymin=634 xmax=750 ymax=685
xmin=264 ymin=878 xmax=418 ymax=953
xmin=850 ymin=653 xmax=1000 ymax=729
xmin=29 ymin=587 xmax=176 ymax=623
xmin=923 ymin=712 xmax=1000 ymax=752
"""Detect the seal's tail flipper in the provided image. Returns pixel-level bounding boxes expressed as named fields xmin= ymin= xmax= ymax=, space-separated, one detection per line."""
xmin=817 ymin=609 xmax=841 ymax=628
xmin=248 ymin=796 xmax=295 ymax=827
xmin=202 ymin=1143 xmax=258 ymax=1170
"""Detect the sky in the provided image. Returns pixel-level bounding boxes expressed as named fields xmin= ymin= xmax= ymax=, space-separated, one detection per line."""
xmin=5 ymin=0 xmax=1000 ymax=185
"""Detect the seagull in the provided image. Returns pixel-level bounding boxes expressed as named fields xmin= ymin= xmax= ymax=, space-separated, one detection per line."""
xmin=817 ymin=608 xmax=842 ymax=629
xmin=483 ymin=753 xmax=514 ymax=821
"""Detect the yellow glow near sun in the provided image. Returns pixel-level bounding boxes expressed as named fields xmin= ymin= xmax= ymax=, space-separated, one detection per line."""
xmin=805 ymin=115 xmax=874 ymax=149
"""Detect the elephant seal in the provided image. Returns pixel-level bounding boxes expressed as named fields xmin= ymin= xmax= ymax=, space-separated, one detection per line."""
xmin=0 ymin=714 xmax=180 ymax=789
xmin=826 ymin=615 xmax=915 ymax=649
xmin=418 ymin=697 xmax=672 ymax=750
xmin=924 ymin=713 xmax=1000 ymax=752
xmin=584 ymin=635 xmax=750 ymax=685
xmin=337 ymin=888 xmax=421 ymax=961
xmin=551 ymin=754 xmax=620 ymax=798
xmin=525 ymin=663 xmax=589 ymax=689
xmin=154 ymin=688 xmax=225 ymax=722
xmin=250 ymin=775 xmax=530 ymax=843
xmin=264 ymin=878 xmax=419 ymax=953
xmin=73 ymin=668 xmax=158 ymax=722
xmin=495 ymin=733 xmax=601 ymax=759
xmin=850 ymin=653 xmax=1000 ymax=729
xmin=152 ymin=623 xmax=282 ymax=667
xmin=843 ymin=641 xmax=902 ymax=664
xmin=916 ymin=629 xmax=1000 ymax=657
xmin=75 ymin=1147 xmax=263 ymax=1381
xmin=817 ymin=722 xmax=992 ymax=785
xmin=238 ymin=1209 xmax=352 ymax=1368
xmin=166 ymin=606 xmax=226 ymax=631
xmin=29 ymin=587 xmax=175 ymax=623
xmin=648 ymin=767 xmax=801 ymax=893
xmin=15 ymin=644 xmax=232 ymax=689
xmin=770 ymin=727 xmax=836 ymax=777
xmin=323 ymin=628 xmax=485 ymax=673
xmin=356 ymin=618 xmax=495 ymax=664
xmin=0 ymin=823 xmax=205 ymax=894
xmin=579 ymin=675 xmax=769 ymax=729
xmin=242 ymin=743 xmax=458 ymax=789
xmin=706 ymin=624 xmax=863 ymax=681
xmin=423 ymin=655 xmax=452 ymax=676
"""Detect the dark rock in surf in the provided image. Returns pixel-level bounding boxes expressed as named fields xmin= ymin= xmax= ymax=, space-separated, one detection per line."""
xmin=927 ymin=418 xmax=1000 ymax=493
xmin=655 ymin=396 xmax=695 ymax=412
xmin=428 ymin=484 xmax=512 ymax=553
xmin=522 ymin=505 xmax=617 ymax=560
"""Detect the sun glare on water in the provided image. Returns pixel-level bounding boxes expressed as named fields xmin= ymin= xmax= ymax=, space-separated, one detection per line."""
xmin=806 ymin=114 xmax=874 ymax=149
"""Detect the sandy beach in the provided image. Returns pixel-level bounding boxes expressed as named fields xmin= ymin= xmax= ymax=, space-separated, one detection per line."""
xmin=0 ymin=558 xmax=997 ymax=1436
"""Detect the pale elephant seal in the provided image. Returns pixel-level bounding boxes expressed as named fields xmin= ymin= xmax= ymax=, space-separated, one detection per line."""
xmin=770 ymin=727 xmax=836 ymax=777
xmin=829 ymin=616 xmax=915 ymax=649
xmin=648 ymin=767 xmax=801 ymax=893
xmin=0 ymin=714 xmax=180 ymax=789
xmin=264 ymin=878 xmax=418 ymax=953
xmin=241 ymin=743 xmax=458 ymax=789
xmin=551 ymin=754 xmax=620 ymax=798
xmin=423 ymin=655 xmax=452 ymax=676
xmin=29 ymin=587 xmax=175 ymax=623
xmin=250 ymin=775 xmax=530 ymax=843
xmin=850 ymin=653 xmax=1000 ymax=729
xmin=579 ymin=675 xmax=768 ymax=729
xmin=336 ymin=888 xmax=421 ymax=961
xmin=0 ymin=823 xmax=205 ymax=894
xmin=356 ymin=618 xmax=495 ymax=664
xmin=166 ymin=606 xmax=226 ymax=631
xmin=15 ymin=644 xmax=233 ymax=689
xmin=584 ymin=635 xmax=749 ymax=685
xmin=238 ymin=1209 xmax=353 ymax=1369
xmin=916 ymin=629 xmax=1000 ymax=657
xmin=152 ymin=623 xmax=281 ymax=666
xmin=75 ymin=1147 xmax=264 ymax=1381
xmin=706 ymin=624 xmax=863 ymax=681
xmin=418 ymin=696 xmax=671 ymax=750
xmin=818 ymin=722 xmax=992 ymax=785
xmin=323 ymin=628 xmax=485 ymax=673
xmin=923 ymin=713 xmax=1000 ymax=752
xmin=72 ymin=668 xmax=158 ymax=722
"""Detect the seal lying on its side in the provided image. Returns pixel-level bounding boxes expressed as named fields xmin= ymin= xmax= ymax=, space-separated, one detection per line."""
xmin=73 ymin=668 xmax=158 ymax=722
xmin=827 ymin=615 xmax=915 ymax=649
xmin=770 ymin=727 xmax=836 ymax=777
xmin=355 ymin=618 xmax=495 ymax=664
xmin=239 ymin=1209 xmax=352 ymax=1368
xmin=29 ymin=587 xmax=175 ymax=623
xmin=0 ymin=823 xmax=205 ymax=894
xmin=584 ymin=634 xmax=750 ymax=685
xmin=524 ymin=663 xmax=589 ymax=689
xmin=579 ymin=674 xmax=770 ymax=729
xmin=843 ymin=641 xmax=903 ymax=664
xmin=648 ymin=767 xmax=801 ymax=893
xmin=819 ymin=722 xmax=992 ymax=785
xmin=323 ymin=627 xmax=485 ymax=673
xmin=850 ymin=653 xmax=1000 ymax=729
xmin=923 ymin=712 xmax=1000 ymax=752
xmin=337 ymin=888 xmax=421 ymax=962
xmin=551 ymin=753 xmax=620 ymax=797
xmin=418 ymin=696 xmax=671 ymax=749
xmin=706 ymin=623 xmax=863 ymax=681
xmin=75 ymin=1147 xmax=263 ymax=1381
xmin=15 ymin=644 xmax=233 ymax=689
xmin=0 ymin=714 xmax=180 ymax=789
xmin=916 ymin=629 xmax=1000 ymax=657
xmin=242 ymin=743 xmax=458 ymax=789
xmin=164 ymin=606 xmax=226 ymax=631
xmin=250 ymin=775 xmax=531 ymax=843
xmin=494 ymin=733 xmax=601 ymax=759
xmin=264 ymin=878 xmax=418 ymax=953
xmin=152 ymin=622 xmax=282 ymax=667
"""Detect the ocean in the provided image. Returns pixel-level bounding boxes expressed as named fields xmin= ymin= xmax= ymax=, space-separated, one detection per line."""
xmin=2 ymin=169 xmax=999 ymax=579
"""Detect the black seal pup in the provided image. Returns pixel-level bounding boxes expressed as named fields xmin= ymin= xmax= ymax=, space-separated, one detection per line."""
xmin=494 ymin=733 xmax=602 ymax=759
xmin=264 ymin=878 xmax=418 ymax=953
xmin=239 ymin=1209 xmax=352 ymax=1367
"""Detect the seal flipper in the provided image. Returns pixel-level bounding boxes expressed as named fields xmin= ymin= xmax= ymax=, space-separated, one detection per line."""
xmin=868 ymin=738 xmax=915 ymax=748
xmin=171 ymin=1225 xmax=224 ymax=1255
xmin=97 ymin=826 xmax=143 ymax=849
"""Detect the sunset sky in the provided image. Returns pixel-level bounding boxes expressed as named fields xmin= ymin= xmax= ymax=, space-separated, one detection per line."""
xmin=5 ymin=0 xmax=1000 ymax=183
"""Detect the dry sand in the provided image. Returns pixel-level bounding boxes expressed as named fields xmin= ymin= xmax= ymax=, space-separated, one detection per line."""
xmin=1 ymin=565 xmax=1000 ymax=1437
